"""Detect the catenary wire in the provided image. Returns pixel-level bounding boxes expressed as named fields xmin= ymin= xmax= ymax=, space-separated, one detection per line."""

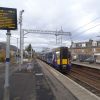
xmin=72 ymin=17 xmax=100 ymax=32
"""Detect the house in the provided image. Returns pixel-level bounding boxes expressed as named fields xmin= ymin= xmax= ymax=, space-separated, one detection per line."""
xmin=71 ymin=39 xmax=100 ymax=60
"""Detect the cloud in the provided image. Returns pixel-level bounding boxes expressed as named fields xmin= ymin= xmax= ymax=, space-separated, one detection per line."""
xmin=0 ymin=0 xmax=100 ymax=51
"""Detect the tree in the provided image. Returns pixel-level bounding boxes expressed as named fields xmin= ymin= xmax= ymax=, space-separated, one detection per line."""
xmin=25 ymin=44 xmax=35 ymax=58
xmin=0 ymin=49 xmax=6 ymax=62
xmin=25 ymin=44 xmax=32 ymax=52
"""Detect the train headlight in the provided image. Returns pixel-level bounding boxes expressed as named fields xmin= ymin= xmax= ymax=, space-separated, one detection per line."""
xmin=62 ymin=65 xmax=66 ymax=68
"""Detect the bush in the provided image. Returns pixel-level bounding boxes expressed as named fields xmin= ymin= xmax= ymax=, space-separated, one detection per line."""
xmin=0 ymin=56 xmax=5 ymax=62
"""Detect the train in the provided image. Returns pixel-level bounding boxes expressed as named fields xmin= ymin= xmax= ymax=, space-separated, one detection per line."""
xmin=39 ymin=47 xmax=72 ymax=73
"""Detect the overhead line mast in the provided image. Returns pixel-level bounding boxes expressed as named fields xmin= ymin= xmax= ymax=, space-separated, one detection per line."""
xmin=22 ymin=28 xmax=71 ymax=44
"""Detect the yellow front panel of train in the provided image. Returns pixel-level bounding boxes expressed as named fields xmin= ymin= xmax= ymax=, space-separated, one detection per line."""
xmin=57 ymin=59 xmax=69 ymax=65
xmin=57 ymin=59 xmax=60 ymax=65
xmin=62 ymin=59 xmax=68 ymax=64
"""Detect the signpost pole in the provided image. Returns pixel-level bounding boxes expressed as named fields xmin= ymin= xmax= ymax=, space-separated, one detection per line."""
xmin=3 ymin=30 xmax=11 ymax=100
xmin=0 ymin=7 xmax=17 ymax=100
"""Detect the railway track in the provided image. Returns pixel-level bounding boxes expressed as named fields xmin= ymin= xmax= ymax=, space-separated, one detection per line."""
xmin=67 ymin=64 xmax=100 ymax=97
xmin=38 ymin=59 xmax=100 ymax=97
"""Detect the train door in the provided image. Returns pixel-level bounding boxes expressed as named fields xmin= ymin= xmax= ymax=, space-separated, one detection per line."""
xmin=52 ymin=51 xmax=59 ymax=69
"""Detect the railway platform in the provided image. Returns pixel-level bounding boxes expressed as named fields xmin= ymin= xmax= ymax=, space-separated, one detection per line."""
xmin=72 ymin=61 xmax=100 ymax=70
xmin=0 ymin=59 xmax=100 ymax=100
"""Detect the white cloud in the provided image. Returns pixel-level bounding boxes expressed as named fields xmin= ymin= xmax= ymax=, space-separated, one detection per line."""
xmin=0 ymin=0 xmax=100 ymax=51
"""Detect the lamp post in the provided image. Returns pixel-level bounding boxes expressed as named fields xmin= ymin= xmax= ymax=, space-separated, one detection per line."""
xmin=19 ymin=10 xmax=24 ymax=70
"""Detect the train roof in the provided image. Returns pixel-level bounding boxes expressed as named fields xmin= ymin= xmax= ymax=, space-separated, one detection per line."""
xmin=41 ymin=46 xmax=68 ymax=54
xmin=52 ymin=46 xmax=68 ymax=51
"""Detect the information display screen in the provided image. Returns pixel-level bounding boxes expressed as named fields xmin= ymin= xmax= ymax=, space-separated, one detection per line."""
xmin=0 ymin=7 xmax=17 ymax=30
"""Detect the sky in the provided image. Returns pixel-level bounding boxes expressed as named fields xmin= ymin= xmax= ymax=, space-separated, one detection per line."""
xmin=0 ymin=0 xmax=100 ymax=51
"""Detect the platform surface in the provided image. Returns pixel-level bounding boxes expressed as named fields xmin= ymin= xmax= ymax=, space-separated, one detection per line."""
xmin=72 ymin=61 xmax=100 ymax=70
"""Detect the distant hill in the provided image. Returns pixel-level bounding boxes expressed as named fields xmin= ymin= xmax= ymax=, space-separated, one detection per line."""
xmin=0 ymin=42 xmax=18 ymax=51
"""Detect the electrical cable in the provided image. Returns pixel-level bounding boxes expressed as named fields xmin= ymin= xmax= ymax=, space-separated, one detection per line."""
xmin=72 ymin=23 xmax=100 ymax=40
xmin=72 ymin=17 xmax=100 ymax=32
xmin=80 ymin=23 xmax=100 ymax=33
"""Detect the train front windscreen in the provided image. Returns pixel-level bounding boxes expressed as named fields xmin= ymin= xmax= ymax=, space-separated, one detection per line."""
xmin=60 ymin=48 xmax=68 ymax=59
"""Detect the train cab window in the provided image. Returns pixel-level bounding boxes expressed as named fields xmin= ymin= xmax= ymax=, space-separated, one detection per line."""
xmin=56 ymin=51 xmax=60 ymax=59
xmin=61 ymin=48 xmax=68 ymax=59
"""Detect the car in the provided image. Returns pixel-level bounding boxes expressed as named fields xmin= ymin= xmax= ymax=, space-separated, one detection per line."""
xmin=72 ymin=55 xmax=77 ymax=61
xmin=85 ymin=57 xmax=95 ymax=63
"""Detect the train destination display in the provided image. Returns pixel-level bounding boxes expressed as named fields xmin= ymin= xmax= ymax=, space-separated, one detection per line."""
xmin=0 ymin=7 xmax=17 ymax=30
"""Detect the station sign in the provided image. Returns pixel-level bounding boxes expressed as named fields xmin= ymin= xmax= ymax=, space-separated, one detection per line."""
xmin=0 ymin=7 xmax=17 ymax=30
